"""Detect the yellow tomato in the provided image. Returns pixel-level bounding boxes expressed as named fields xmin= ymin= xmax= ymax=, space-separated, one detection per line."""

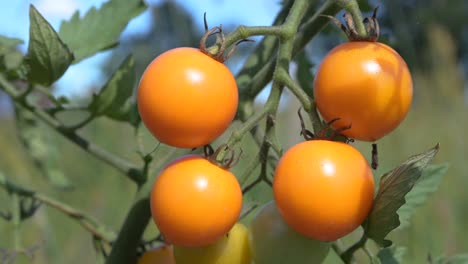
xmin=174 ymin=223 xmax=251 ymax=264
xmin=137 ymin=245 xmax=175 ymax=264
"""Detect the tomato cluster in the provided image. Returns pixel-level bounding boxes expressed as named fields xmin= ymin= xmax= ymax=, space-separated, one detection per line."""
xmin=137 ymin=15 xmax=412 ymax=261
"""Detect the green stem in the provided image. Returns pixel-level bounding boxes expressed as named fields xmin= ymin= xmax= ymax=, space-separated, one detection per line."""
xmin=310 ymin=102 xmax=324 ymax=135
xmin=11 ymin=193 xmax=22 ymax=251
xmin=106 ymin=148 xmax=190 ymax=264
xmin=0 ymin=74 xmax=144 ymax=185
xmin=280 ymin=71 xmax=312 ymax=112
xmin=207 ymin=26 xmax=284 ymax=55
xmin=66 ymin=114 xmax=94 ymax=131
xmin=216 ymin=0 xmax=309 ymax=163
xmin=0 ymin=174 xmax=116 ymax=242
xmin=238 ymin=0 xmax=341 ymax=108
xmin=334 ymin=0 xmax=367 ymax=37
xmin=106 ymin=197 xmax=151 ymax=264
xmin=293 ymin=0 xmax=341 ymax=54
xmin=340 ymin=233 xmax=368 ymax=263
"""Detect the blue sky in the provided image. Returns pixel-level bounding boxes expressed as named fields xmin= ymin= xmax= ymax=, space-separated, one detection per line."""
xmin=0 ymin=0 xmax=280 ymax=99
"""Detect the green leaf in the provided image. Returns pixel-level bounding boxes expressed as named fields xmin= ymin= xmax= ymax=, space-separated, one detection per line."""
xmin=106 ymin=100 xmax=140 ymax=127
xmin=0 ymin=35 xmax=23 ymax=55
xmin=59 ymin=0 xmax=146 ymax=63
xmin=433 ymin=254 xmax=468 ymax=264
xmin=15 ymin=105 xmax=73 ymax=190
xmin=89 ymin=55 xmax=138 ymax=126
xmin=0 ymin=36 xmax=24 ymax=72
xmin=397 ymin=164 xmax=449 ymax=229
xmin=363 ymin=144 xmax=440 ymax=247
xmin=26 ymin=5 xmax=74 ymax=86
xmin=377 ymin=246 xmax=406 ymax=264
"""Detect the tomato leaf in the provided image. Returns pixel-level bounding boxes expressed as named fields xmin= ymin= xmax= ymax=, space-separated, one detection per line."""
xmin=88 ymin=55 xmax=138 ymax=126
xmin=363 ymin=144 xmax=440 ymax=247
xmin=58 ymin=0 xmax=146 ymax=63
xmin=106 ymin=100 xmax=140 ymax=127
xmin=0 ymin=36 xmax=24 ymax=72
xmin=397 ymin=164 xmax=448 ymax=229
xmin=14 ymin=105 xmax=74 ymax=190
xmin=25 ymin=5 xmax=74 ymax=86
xmin=0 ymin=35 xmax=23 ymax=55
xmin=376 ymin=246 xmax=406 ymax=264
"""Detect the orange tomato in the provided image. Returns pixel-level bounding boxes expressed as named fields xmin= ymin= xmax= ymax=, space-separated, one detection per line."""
xmin=273 ymin=140 xmax=374 ymax=241
xmin=137 ymin=47 xmax=238 ymax=148
xmin=150 ymin=155 xmax=242 ymax=247
xmin=137 ymin=245 xmax=175 ymax=264
xmin=314 ymin=41 xmax=413 ymax=141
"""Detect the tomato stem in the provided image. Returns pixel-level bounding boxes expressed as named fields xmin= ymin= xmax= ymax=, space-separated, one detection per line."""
xmin=216 ymin=0 xmax=310 ymax=163
xmin=0 ymin=175 xmax=117 ymax=244
xmin=334 ymin=0 xmax=367 ymax=37
xmin=11 ymin=193 xmax=22 ymax=252
xmin=0 ymin=73 xmax=144 ymax=185
xmin=340 ymin=233 xmax=368 ymax=263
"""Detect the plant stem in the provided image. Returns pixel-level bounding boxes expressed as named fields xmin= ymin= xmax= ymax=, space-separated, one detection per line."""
xmin=238 ymin=0 xmax=341 ymax=108
xmin=334 ymin=0 xmax=367 ymax=37
xmin=11 ymin=193 xmax=22 ymax=251
xmin=207 ymin=26 xmax=284 ymax=55
xmin=106 ymin=148 xmax=190 ymax=264
xmin=280 ymin=71 xmax=313 ymax=112
xmin=0 ymin=174 xmax=116 ymax=243
xmin=0 ymin=74 xmax=144 ymax=185
xmin=216 ymin=0 xmax=310 ymax=163
xmin=105 ymin=197 xmax=151 ymax=264
xmin=340 ymin=233 xmax=368 ymax=263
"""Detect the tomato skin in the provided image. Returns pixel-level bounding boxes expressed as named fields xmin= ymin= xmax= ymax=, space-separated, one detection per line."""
xmin=249 ymin=201 xmax=330 ymax=264
xmin=273 ymin=140 xmax=374 ymax=241
xmin=137 ymin=245 xmax=175 ymax=264
xmin=174 ymin=223 xmax=252 ymax=264
xmin=137 ymin=47 xmax=238 ymax=148
xmin=313 ymin=41 xmax=413 ymax=141
xmin=150 ymin=155 xmax=242 ymax=247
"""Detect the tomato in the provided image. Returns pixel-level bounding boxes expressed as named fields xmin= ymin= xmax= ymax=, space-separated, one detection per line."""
xmin=137 ymin=245 xmax=175 ymax=264
xmin=249 ymin=201 xmax=330 ymax=264
xmin=273 ymin=140 xmax=374 ymax=241
xmin=137 ymin=47 xmax=238 ymax=148
xmin=174 ymin=223 xmax=251 ymax=264
xmin=313 ymin=41 xmax=413 ymax=141
xmin=150 ymin=155 xmax=242 ymax=247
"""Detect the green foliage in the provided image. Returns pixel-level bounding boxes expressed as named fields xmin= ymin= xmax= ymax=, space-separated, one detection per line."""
xmin=0 ymin=36 xmax=24 ymax=72
xmin=432 ymin=254 xmax=468 ymax=264
xmin=58 ymin=0 xmax=146 ymax=63
xmin=397 ymin=164 xmax=449 ymax=229
xmin=14 ymin=106 xmax=73 ymax=189
xmin=89 ymin=55 xmax=139 ymax=126
xmin=376 ymin=246 xmax=406 ymax=264
xmin=364 ymin=144 xmax=440 ymax=247
xmin=26 ymin=5 xmax=74 ymax=86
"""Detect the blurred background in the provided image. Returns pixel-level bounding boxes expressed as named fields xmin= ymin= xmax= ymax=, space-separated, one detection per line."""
xmin=0 ymin=0 xmax=467 ymax=263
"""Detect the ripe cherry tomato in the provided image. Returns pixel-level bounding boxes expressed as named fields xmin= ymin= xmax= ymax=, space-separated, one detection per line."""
xmin=313 ymin=41 xmax=413 ymax=141
xmin=249 ymin=201 xmax=330 ymax=264
xmin=138 ymin=47 xmax=238 ymax=148
xmin=150 ymin=155 xmax=242 ymax=247
xmin=273 ymin=140 xmax=374 ymax=241
xmin=174 ymin=223 xmax=251 ymax=264
xmin=137 ymin=245 xmax=175 ymax=264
